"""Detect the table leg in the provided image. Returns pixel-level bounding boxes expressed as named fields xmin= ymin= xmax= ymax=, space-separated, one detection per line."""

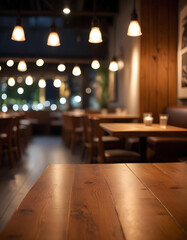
xmin=139 ymin=137 xmax=147 ymax=162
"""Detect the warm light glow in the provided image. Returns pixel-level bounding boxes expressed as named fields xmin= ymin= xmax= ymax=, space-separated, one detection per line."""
xmin=7 ymin=59 xmax=14 ymax=67
xmin=91 ymin=60 xmax=100 ymax=69
xmin=36 ymin=59 xmax=44 ymax=67
xmin=109 ymin=59 xmax=118 ymax=72
xmin=1 ymin=93 xmax=7 ymax=100
xmin=38 ymin=78 xmax=46 ymax=88
xmin=127 ymin=20 xmax=142 ymax=37
xmin=0 ymin=66 xmax=2 ymax=71
xmin=17 ymin=60 xmax=27 ymax=72
xmin=57 ymin=64 xmax=66 ymax=72
xmin=53 ymin=78 xmax=61 ymax=88
xmin=63 ymin=7 xmax=71 ymax=14
xmin=25 ymin=75 xmax=33 ymax=85
xmin=17 ymin=87 xmax=24 ymax=94
xmin=17 ymin=76 xmax=23 ymax=83
xmin=11 ymin=26 xmax=25 ymax=41
xmin=8 ymin=77 xmax=16 ymax=86
xmin=60 ymin=97 xmax=66 ymax=104
xmin=72 ymin=66 xmax=81 ymax=76
xmin=85 ymin=88 xmax=92 ymax=94
xmin=88 ymin=27 xmax=103 ymax=43
xmin=47 ymin=24 xmax=61 ymax=47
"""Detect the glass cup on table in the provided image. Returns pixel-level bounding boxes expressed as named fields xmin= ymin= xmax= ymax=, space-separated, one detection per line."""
xmin=159 ymin=114 xmax=168 ymax=128
xmin=143 ymin=113 xmax=153 ymax=126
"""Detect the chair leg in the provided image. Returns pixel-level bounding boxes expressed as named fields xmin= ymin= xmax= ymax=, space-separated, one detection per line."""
xmin=8 ymin=148 xmax=14 ymax=168
xmin=81 ymin=145 xmax=86 ymax=160
xmin=71 ymin=133 xmax=76 ymax=154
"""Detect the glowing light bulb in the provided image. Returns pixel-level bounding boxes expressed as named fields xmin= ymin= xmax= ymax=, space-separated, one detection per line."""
xmin=91 ymin=60 xmax=100 ymax=69
xmin=53 ymin=78 xmax=61 ymax=88
xmin=36 ymin=59 xmax=44 ymax=67
xmin=25 ymin=75 xmax=33 ymax=85
xmin=57 ymin=64 xmax=66 ymax=72
xmin=8 ymin=77 xmax=16 ymax=86
xmin=38 ymin=78 xmax=46 ymax=88
xmin=72 ymin=66 xmax=81 ymax=76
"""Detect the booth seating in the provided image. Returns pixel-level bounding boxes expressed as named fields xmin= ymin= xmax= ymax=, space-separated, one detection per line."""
xmin=147 ymin=106 xmax=187 ymax=162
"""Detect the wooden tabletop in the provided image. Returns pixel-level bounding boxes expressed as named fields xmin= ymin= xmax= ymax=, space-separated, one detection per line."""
xmin=89 ymin=113 xmax=139 ymax=121
xmin=100 ymin=123 xmax=187 ymax=137
xmin=1 ymin=163 xmax=187 ymax=240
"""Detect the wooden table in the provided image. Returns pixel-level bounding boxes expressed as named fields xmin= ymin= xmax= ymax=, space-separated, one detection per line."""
xmin=1 ymin=163 xmax=187 ymax=240
xmin=89 ymin=113 xmax=139 ymax=122
xmin=100 ymin=123 xmax=187 ymax=161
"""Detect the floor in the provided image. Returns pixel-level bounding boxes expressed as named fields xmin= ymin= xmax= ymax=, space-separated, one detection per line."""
xmin=0 ymin=136 xmax=85 ymax=231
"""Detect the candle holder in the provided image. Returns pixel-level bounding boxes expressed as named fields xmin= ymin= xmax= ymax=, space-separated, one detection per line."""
xmin=143 ymin=113 xmax=153 ymax=126
xmin=159 ymin=114 xmax=168 ymax=128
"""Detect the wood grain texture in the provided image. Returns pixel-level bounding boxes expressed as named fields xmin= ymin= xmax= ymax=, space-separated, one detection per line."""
xmin=67 ymin=165 xmax=125 ymax=240
xmin=140 ymin=0 xmax=178 ymax=121
xmin=0 ymin=165 xmax=75 ymax=240
xmin=102 ymin=164 xmax=187 ymax=240
xmin=127 ymin=163 xmax=187 ymax=237
xmin=1 ymin=163 xmax=187 ymax=240
xmin=100 ymin=123 xmax=187 ymax=138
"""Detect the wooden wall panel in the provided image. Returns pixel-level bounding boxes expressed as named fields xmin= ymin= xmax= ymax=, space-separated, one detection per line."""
xmin=140 ymin=0 xmax=177 ymax=122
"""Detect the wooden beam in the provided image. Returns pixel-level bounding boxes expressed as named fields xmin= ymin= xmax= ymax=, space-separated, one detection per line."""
xmin=0 ymin=10 xmax=117 ymax=17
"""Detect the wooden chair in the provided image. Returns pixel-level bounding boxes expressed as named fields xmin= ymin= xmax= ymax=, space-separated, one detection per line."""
xmin=83 ymin=116 xmax=125 ymax=163
xmin=70 ymin=115 xmax=83 ymax=154
xmin=0 ymin=117 xmax=20 ymax=168
xmin=93 ymin=118 xmax=141 ymax=163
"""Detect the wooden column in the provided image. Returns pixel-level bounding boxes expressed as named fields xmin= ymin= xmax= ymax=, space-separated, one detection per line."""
xmin=140 ymin=0 xmax=178 ymax=121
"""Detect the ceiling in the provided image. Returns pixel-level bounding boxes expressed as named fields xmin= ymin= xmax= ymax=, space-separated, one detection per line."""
xmin=0 ymin=0 xmax=119 ymax=77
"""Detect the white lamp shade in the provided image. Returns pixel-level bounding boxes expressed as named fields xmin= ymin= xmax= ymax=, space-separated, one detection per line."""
xmin=91 ymin=60 xmax=100 ymax=69
xmin=88 ymin=27 xmax=103 ymax=43
xmin=109 ymin=60 xmax=118 ymax=72
xmin=47 ymin=32 xmax=61 ymax=46
xmin=25 ymin=75 xmax=33 ymax=85
xmin=36 ymin=59 xmax=44 ymax=67
xmin=38 ymin=79 xmax=46 ymax=88
xmin=127 ymin=20 xmax=142 ymax=37
xmin=11 ymin=25 xmax=25 ymax=41
xmin=57 ymin=64 xmax=66 ymax=72
xmin=53 ymin=79 xmax=62 ymax=88
xmin=17 ymin=60 xmax=27 ymax=72
xmin=72 ymin=66 xmax=81 ymax=76
xmin=8 ymin=77 xmax=16 ymax=86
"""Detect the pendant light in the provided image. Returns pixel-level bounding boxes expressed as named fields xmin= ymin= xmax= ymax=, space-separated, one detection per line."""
xmin=72 ymin=65 xmax=81 ymax=76
xmin=91 ymin=59 xmax=100 ymax=69
xmin=17 ymin=60 xmax=27 ymax=72
xmin=63 ymin=0 xmax=71 ymax=14
xmin=11 ymin=16 xmax=25 ymax=41
xmin=127 ymin=0 xmax=142 ymax=37
xmin=88 ymin=0 xmax=103 ymax=43
xmin=25 ymin=75 xmax=33 ymax=85
xmin=47 ymin=20 xmax=61 ymax=46
xmin=8 ymin=77 xmax=16 ymax=87
xmin=38 ymin=78 xmax=46 ymax=88
xmin=109 ymin=21 xmax=118 ymax=72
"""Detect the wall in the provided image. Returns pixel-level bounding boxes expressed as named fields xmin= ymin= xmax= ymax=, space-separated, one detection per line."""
xmin=140 ymin=0 xmax=178 ymax=120
xmin=178 ymin=0 xmax=187 ymax=105
xmin=108 ymin=0 xmax=141 ymax=115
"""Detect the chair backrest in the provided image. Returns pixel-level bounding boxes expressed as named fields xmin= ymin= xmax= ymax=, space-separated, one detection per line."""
xmin=0 ymin=117 xmax=14 ymax=143
xmin=164 ymin=106 xmax=187 ymax=128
